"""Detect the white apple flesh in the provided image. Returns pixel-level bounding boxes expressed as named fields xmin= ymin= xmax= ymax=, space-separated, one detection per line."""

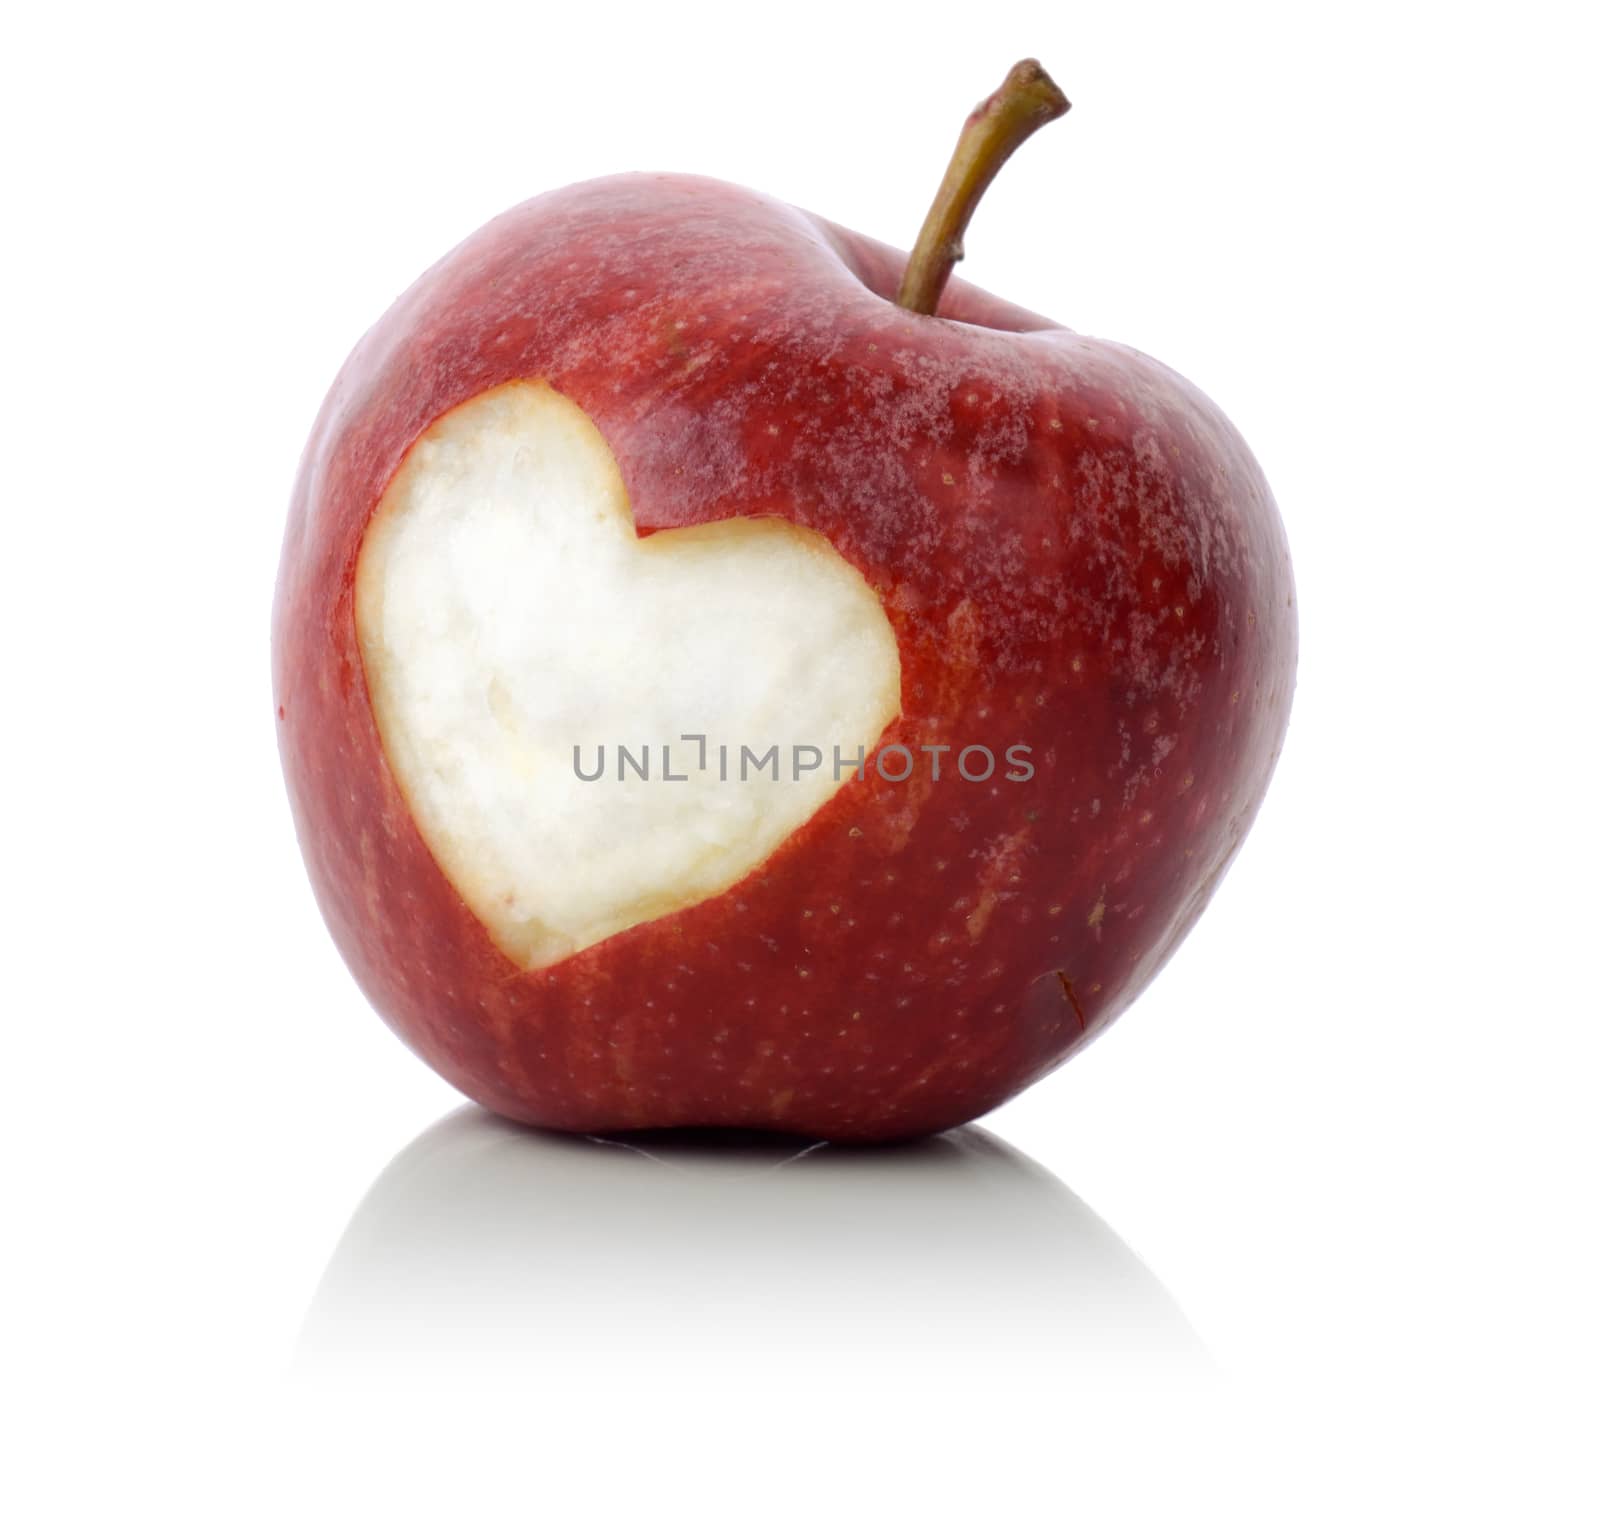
xmin=355 ymin=380 xmax=902 ymax=970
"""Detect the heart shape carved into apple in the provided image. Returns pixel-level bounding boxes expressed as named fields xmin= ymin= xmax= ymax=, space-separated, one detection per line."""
xmin=356 ymin=380 xmax=903 ymax=971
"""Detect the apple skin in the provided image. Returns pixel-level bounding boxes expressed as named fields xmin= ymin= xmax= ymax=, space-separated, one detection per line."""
xmin=274 ymin=173 xmax=1295 ymax=1143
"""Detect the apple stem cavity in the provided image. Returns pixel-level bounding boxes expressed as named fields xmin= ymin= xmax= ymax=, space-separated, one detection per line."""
xmin=895 ymin=58 xmax=1070 ymax=318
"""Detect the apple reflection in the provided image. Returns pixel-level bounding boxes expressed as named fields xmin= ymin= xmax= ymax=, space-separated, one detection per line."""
xmin=298 ymin=1107 xmax=1207 ymax=1381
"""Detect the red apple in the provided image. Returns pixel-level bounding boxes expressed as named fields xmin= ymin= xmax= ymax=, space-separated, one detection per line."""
xmin=274 ymin=62 xmax=1295 ymax=1142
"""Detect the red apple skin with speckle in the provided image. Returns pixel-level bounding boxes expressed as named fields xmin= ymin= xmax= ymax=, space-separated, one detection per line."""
xmin=274 ymin=173 xmax=1296 ymax=1143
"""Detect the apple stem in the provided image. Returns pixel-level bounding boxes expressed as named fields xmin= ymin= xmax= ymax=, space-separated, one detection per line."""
xmin=895 ymin=59 xmax=1071 ymax=317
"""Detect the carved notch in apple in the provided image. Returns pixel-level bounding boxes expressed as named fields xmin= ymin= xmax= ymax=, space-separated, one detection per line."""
xmin=355 ymin=380 xmax=903 ymax=971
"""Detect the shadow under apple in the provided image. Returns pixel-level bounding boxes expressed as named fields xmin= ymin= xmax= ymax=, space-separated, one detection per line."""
xmin=297 ymin=1107 xmax=1207 ymax=1382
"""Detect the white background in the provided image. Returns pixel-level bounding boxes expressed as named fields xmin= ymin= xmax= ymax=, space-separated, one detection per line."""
xmin=5 ymin=1 xmax=1596 ymax=1510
